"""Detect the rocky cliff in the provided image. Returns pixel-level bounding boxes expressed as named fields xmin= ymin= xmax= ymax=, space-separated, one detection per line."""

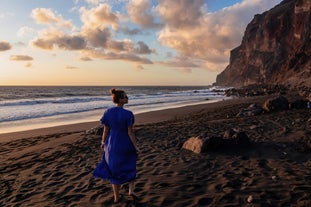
xmin=215 ymin=0 xmax=311 ymax=87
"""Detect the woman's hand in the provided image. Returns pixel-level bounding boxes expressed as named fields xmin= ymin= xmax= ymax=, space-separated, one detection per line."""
xmin=133 ymin=142 xmax=138 ymax=152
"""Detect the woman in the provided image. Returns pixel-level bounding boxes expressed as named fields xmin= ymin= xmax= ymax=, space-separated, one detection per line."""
xmin=93 ymin=88 xmax=138 ymax=203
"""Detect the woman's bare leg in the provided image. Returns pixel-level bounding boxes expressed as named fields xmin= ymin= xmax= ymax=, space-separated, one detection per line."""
xmin=128 ymin=181 xmax=135 ymax=196
xmin=112 ymin=184 xmax=120 ymax=202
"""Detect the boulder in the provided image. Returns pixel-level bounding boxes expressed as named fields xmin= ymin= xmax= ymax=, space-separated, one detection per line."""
xmin=223 ymin=129 xmax=250 ymax=147
xmin=262 ymin=95 xmax=289 ymax=112
xmin=182 ymin=137 xmax=205 ymax=154
xmin=290 ymin=99 xmax=308 ymax=109
xmin=232 ymin=131 xmax=250 ymax=146
xmin=236 ymin=104 xmax=263 ymax=117
xmin=182 ymin=131 xmax=250 ymax=154
xmin=203 ymin=136 xmax=225 ymax=151
xmin=182 ymin=136 xmax=224 ymax=153
xmin=223 ymin=129 xmax=236 ymax=139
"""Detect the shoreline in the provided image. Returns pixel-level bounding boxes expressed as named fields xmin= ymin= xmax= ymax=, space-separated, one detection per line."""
xmin=0 ymin=85 xmax=224 ymax=135
xmin=0 ymin=98 xmax=225 ymax=141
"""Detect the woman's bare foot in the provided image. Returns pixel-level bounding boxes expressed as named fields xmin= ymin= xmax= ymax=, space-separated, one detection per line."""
xmin=114 ymin=194 xmax=122 ymax=203
xmin=128 ymin=192 xmax=138 ymax=200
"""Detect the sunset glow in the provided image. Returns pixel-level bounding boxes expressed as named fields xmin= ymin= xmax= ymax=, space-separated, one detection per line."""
xmin=0 ymin=0 xmax=281 ymax=86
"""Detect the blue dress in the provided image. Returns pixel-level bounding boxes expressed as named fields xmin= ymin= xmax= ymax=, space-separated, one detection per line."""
xmin=93 ymin=107 xmax=137 ymax=184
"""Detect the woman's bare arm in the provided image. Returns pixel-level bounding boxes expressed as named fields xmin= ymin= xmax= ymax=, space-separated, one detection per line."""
xmin=128 ymin=125 xmax=138 ymax=151
xmin=101 ymin=125 xmax=110 ymax=150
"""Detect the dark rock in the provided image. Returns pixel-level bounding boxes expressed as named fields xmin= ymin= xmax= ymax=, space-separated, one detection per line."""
xmin=290 ymin=99 xmax=308 ymax=109
xmin=223 ymin=129 xmax=250 ymax=148
xmin=224 ymin=84 xmax=289 ymax=97
xmin=223 ymin=129 xmax=236 ymax=139
xmin=183 ymin=130 xmax=251 ymax=154
xmin=232 ymin=132 xmax=250 ymax=146
xmin=182 ymin=136 xmax=224 ymax=153
xmin=262 ymin=95 xmax=289 ymax=112
xmin=236 ymin=104 xmax=263 ymax=117
xmin=202 ymin=136 xmax=224 ymax=151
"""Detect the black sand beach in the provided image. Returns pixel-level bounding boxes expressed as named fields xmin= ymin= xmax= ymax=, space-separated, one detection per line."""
xmin=1 ymin=95 xmax=311 ymax=206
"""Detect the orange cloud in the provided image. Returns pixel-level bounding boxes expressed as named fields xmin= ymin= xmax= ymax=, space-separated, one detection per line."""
xmin=158 ymin=56 xmax=199 ymax=68
xmin=30 ymin=3 xmax=157 ymax=66
xmin=26 ymin=0 xmax=281 ymax=75
xmin=25 ymin=62 xmax=33 ymax=68
xmin=157 ymin=0 xmax=204 ymax=29
xmin=10 ymin=55 xmax=33 ymax=61
xmin=80 ymin=56 xmax=93 ymax=61
xmin=85 ymin=0 xmax=100 ymax=5
xmin=157 ymin=56 xmax=200 ymax=72
xmin=156 ymin=0 xmax=282 ymax=71
xmin=31 ymin=8 xmax=73 ymax=29
xmin=80 ymin=4 xmax=119 ymax=30
xmin=32 ymin=28 xmax=86 ymax=50
xmin=65 ymin=65 xmax=78 ymax=69
xmin=127 ymin=0 xmax=162 ymax=28
xmin=82 ymin=49 xmax=153 ymax=64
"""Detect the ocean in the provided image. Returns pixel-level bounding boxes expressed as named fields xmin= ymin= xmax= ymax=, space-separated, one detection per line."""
xmin=0 ymin=86 xmax=228 ymax=134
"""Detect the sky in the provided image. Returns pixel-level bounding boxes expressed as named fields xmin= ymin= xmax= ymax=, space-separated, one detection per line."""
xmin=0 ymin=0 xmax=282 ymax=86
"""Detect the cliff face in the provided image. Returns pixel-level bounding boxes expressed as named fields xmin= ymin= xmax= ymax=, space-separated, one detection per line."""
xmin=216 ymin=0 xmax=311 ymax=87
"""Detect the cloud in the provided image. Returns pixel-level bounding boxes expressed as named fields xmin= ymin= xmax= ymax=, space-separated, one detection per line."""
xmin=119 ymin=26 xmax=143 ymax=35
xmin=32 ymin=28 xmax=86 ymax=50
xmin=10 ymin=55 xmax=33 ymax=61
xmin=15 ymin=42 xmax=26 ymax=47
xmin=30 ymin=3 xmax=156 ymax=67
xmin=33 ymin=35 xmax=86 ymax=50
xmin=31 ymin=8 xmax=58 ymax=24
xmin=106 ymin=39 xmax=134 ymax=52
xmin=135 ymin=64 xmax=144 ymax=71
xmin=78 ymin=4 xmax=155 ymax=55
xmin=31 ymin=8 xmax=73 ymax=29
xmin=82 ymin=49 xmax=153 ymax=64
xmin=85 ymin=0 xmax=100 ymax=4
xmin=80 ymin=56 xmax=93 ymax=61
xmin=0 ymin=41 xmax=12 ymax=51
xmin=25 ymin=62 xmax=33 ymax=68
xmin=127 ymin=0 xmax=162 ymax=28
xmin=65 ymin=65 xmax=78 ymax=69
xmin=157 ymin=0 xmax=204 ymax=29
xmin=158 ymin=56 xmax=199 ymax=68
xmin=80 ymin=4 xmax=119 ymax=30
xmin=18 ymin=26 xmax=36 ymax=38
xmin=82 ymin=27 xmax=111 ymax=48
xmin=82 ymin=0 xmax=130 ymax=6
xmin=156 ymin=0 xmax=282 ymax=71
xmin=27 ymin=0 xmax=281 ymax=74
xmin=133 ymin=41 xmax=155 ymax=54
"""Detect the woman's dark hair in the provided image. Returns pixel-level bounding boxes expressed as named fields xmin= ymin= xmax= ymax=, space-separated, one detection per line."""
xmin=110 ymin=88 xmax=125 ymax=103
